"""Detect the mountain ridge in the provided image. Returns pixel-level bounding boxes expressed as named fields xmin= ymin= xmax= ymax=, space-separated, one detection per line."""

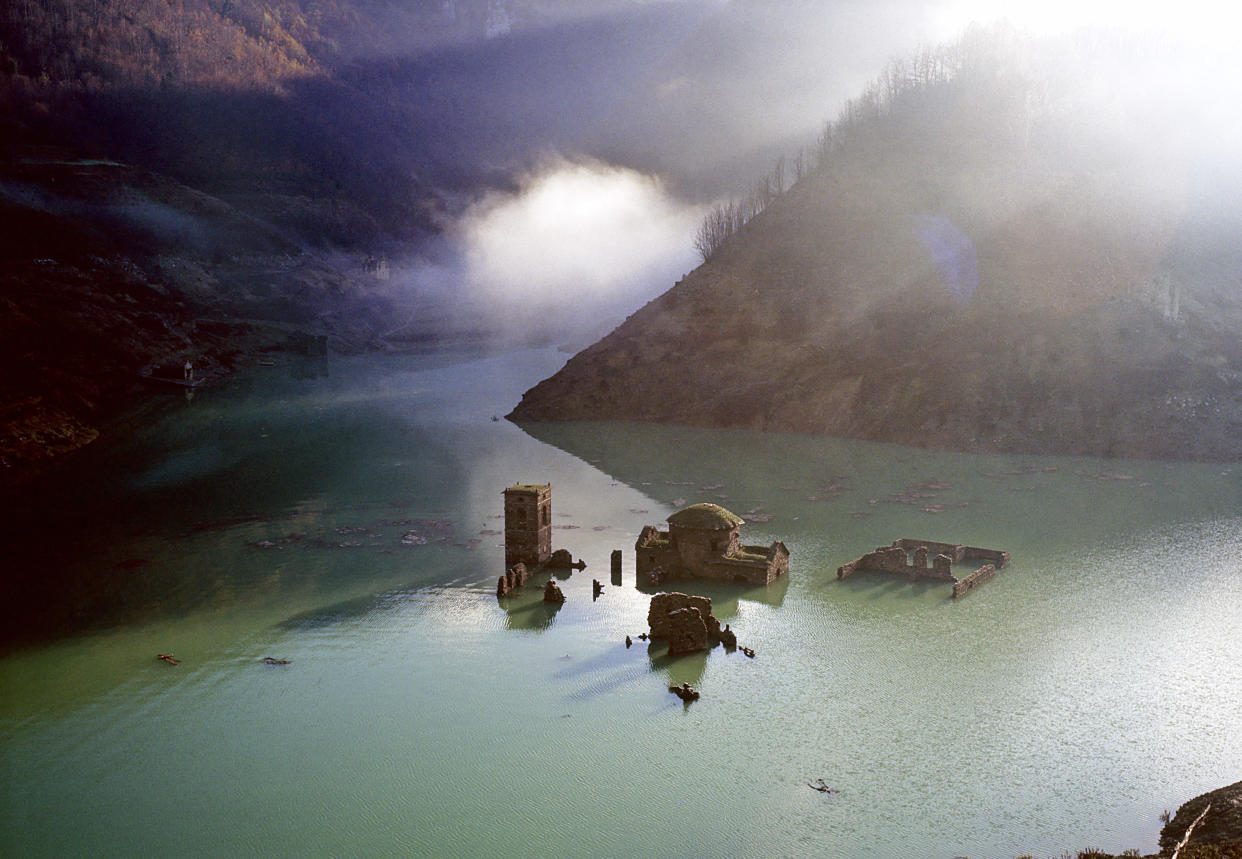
xmin=509 ymin=29 xmax=1242 ymax=461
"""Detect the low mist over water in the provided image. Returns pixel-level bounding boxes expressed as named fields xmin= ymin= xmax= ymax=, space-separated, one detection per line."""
xmin=389 ymin=158 xmax=704 ymax=340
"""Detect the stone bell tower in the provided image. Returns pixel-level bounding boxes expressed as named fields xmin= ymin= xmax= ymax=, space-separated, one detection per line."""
xmin=503 ymin=483 xmax=551 ymax=566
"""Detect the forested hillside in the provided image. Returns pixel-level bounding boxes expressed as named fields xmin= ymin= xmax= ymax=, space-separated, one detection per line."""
xmin=0 ymin=0 xmax=466 ymax=481
xmin=0 ymin=0 xmax=722 ymax=481
xmin=510 ymin=26 xmax=1242 ymax=461
xmin=0 ymin=0 xmax=460 ymax=247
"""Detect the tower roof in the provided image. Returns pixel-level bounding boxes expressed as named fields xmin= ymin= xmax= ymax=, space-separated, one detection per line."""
xmin=504 ymin=483 xmax=549 ymax=494
xmin=668 ymin=503 xmax=743 ymax=530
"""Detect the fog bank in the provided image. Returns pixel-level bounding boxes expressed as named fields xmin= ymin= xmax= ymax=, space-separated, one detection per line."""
xmin=386 ymin=158 xmax=704 ymax=345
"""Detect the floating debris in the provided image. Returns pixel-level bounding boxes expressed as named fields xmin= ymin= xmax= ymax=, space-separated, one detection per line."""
xmin=982 ymin=464 xmax=1058 ymax=478
xmin=188 ymin=514 xmax=267 ymax=533
xmin=157 ymin=653 xmax=180 ymax=665
xmin=261 ymin=657 xmax=290 ymax=665
xmin=250 ymin=533 xmax=306 ymax=549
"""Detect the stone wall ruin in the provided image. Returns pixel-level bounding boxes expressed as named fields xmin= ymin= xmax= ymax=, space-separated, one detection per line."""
xmin=635 ymin=524 xmax=788 ymax=586
xmin=837 ymin=539 xmax=1010 ymax=598
xmin=647 ymin=592 xmax=724 ymax=655
xmin=496 ymin=562 xmax=529 ymax=597
xmin=952 ymin=563 xmax=996 ymax=598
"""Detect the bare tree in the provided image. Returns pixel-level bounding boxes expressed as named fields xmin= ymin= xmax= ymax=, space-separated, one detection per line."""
xmin=694 ymin=198 xmax=741 ymax=262
xmin=815 ymin=119 xmax=837 ymax=168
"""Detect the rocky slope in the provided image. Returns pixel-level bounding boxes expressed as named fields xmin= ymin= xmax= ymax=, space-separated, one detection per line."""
xmin=1160 ymin=779 xmax=1242 ymax=856
xmin=510 ymin=32 xmax=1242 ymax=461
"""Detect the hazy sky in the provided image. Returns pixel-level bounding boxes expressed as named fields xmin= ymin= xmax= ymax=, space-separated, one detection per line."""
xmin=381 ymin=0 xmax=1240 ymax=337
xmin=391 ymin=0 xmax=969 ymax=332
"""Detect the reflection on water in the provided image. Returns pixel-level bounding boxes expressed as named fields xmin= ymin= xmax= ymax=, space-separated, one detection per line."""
xmin=648 ymin=645 xmax=709 ymax=687
xmin=636 ymin=573 xmax=789 ymax=612
xmin=288 ymin=355 xmax=330 ymax=380
xmin=519 ymin=418 xmax=1242 ymax=558
xmin=2 ymin=348 xmax=1242 ymax=858
xmin=499 ymin=579 xmax=564 ymax=631
xmin=0 ymin=355 xmax=484 ymax=652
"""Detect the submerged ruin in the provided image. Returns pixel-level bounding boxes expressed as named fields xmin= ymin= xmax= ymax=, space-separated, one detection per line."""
xmin=636 ymin=503 xmax=788 ymax=586
xmin=503 ymin=483 xmax=551 ymax=567
xmin=837 ymin=539 xmax=1010 ymax=598
xmin=647 ymin=591 xmax=724 ymax=655
xmin=497 ymin=483 xmax=583 ymax=598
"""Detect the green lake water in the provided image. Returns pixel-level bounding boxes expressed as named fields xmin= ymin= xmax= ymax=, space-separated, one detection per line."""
xmin=2 ymin=348 xmax=1241 ymax=858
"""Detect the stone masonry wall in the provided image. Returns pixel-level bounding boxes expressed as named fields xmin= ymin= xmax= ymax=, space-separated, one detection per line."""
xmin=635 ymin=526 xmax=681 ymax=578
xmin=839 ymin=538 xmax=1009 ymax=597
xmin=837 ymin=544 xmax=955 ymax=582
xmin=894 ymin=539 xmax=966 ymax=563
xmin=952 ymin=563 xmax=996 ymax=598
xmin=648 ymin=592 xmax=722 ymax=642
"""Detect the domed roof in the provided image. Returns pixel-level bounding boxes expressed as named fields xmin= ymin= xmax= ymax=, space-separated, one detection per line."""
xmin=667 ymin=503 xmax=743 ymax=530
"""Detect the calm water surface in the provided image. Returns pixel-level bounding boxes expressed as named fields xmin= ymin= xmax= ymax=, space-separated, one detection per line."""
xmin=2 ymin=348 xmax=1241 ymax=858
